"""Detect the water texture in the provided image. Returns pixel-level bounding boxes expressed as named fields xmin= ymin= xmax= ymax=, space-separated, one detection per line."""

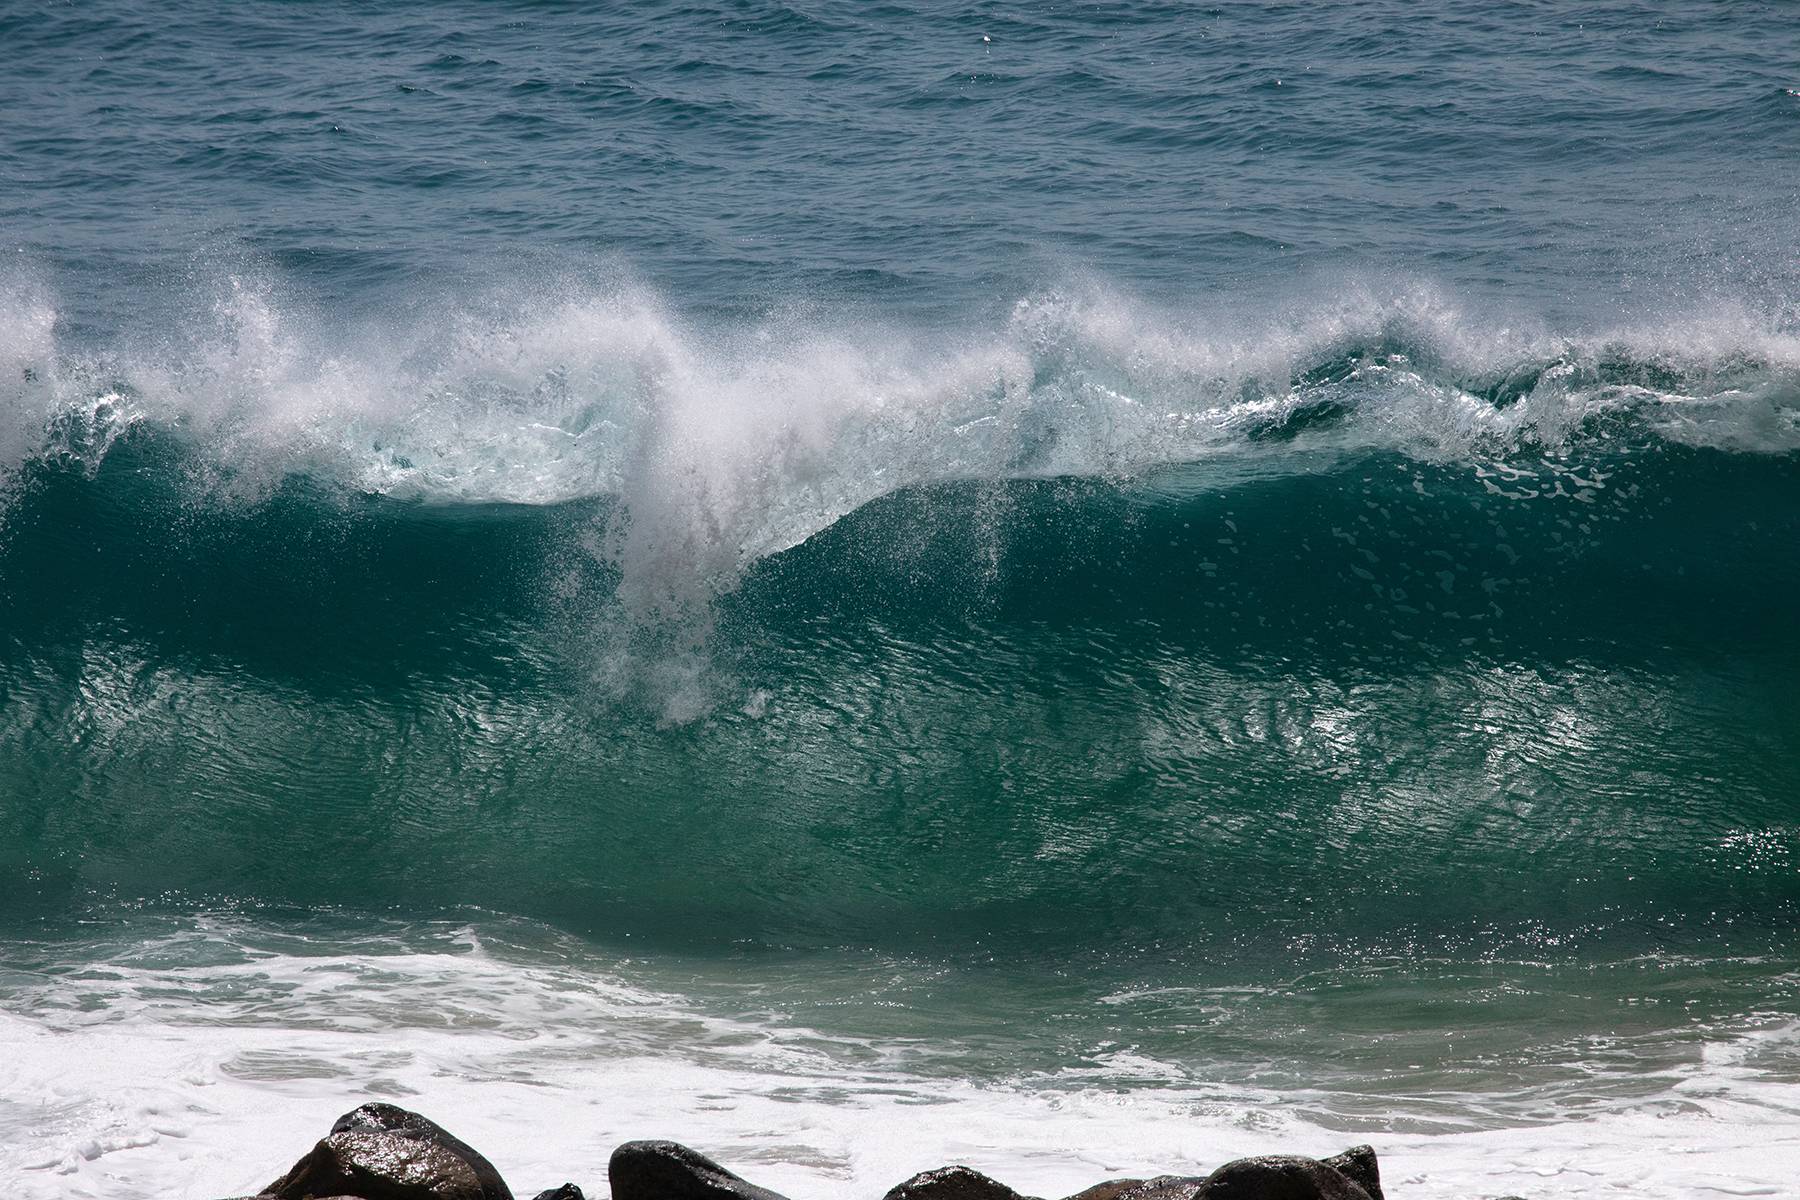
xmin=2 ymin=3 xmax=1799 ymax=1197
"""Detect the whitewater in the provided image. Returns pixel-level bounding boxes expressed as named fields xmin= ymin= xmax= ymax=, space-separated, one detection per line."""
xmin=6 ymin=915 xmax=1800 ymax=1200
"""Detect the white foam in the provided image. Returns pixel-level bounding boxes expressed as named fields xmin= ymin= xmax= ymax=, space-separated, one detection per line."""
xmin=3 ymin=920 xmax=1799 ymax=1200
xmin=6 ymin=269 xmax=1797 ymax=504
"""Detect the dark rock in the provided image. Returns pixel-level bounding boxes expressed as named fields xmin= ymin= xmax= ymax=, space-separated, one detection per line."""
xmin=1062 ymin=1183 xmax=1147 ymax=1200
xmin=531 ymin=1188 xmax=587 ymax=1200
xmin=608 ymin=1141 xmax=792 ymax=1200
xmin=1195 ymin=1152 xmax=1374 ymax=1200
xmin=262 ymin=1103 xmax=513 ymax=1200
xmin=1319 ymin=1147 xmax=1381 ymax=1200
xmin=883 ymin=1165 xmax=1037 ymax=1200
xmin=1071 ymin=1147 xmax=1380 ymax=1200
xmin=1115 ymin=1178 xmax=1206 ymax=1200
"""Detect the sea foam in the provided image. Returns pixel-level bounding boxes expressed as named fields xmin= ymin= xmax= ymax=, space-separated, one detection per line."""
xmin=3 ymin=916 xmax=1798 ymax=1200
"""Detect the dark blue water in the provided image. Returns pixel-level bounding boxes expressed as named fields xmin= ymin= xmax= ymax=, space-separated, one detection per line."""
xmin=7 ymin=1 xmax=1798 ymax=322
xmin=3 ymin=4 xmax=1800 ymax=1197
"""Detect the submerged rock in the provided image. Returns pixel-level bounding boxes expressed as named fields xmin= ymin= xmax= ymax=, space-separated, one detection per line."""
xmin=260 ymin=1102 xmax=514 ymax=1200
xmin=530 ymin=1187 xmax=587 ymax=1200
xmin=883 ymin=1165 xmax=1038 ymax=1200
xmin=609 ymin=1140 xmax=792 ymax=1200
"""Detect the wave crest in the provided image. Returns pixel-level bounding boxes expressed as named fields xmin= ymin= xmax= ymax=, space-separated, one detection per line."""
xmin=5 ymin=271 xmax=1798 ymax=633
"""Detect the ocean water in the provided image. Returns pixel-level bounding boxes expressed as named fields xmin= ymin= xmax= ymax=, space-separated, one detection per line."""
xmin=3 ymin=2 xmax=1800 ymax=1197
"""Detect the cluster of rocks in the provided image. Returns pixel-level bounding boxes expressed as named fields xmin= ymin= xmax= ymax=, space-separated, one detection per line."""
xmin=226 ymin=1102 xmax=1402 ymax=1200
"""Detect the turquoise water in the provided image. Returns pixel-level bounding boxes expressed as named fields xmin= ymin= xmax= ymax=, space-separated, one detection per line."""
xmin=3 ymin=4 xmax=1800 ymax=1198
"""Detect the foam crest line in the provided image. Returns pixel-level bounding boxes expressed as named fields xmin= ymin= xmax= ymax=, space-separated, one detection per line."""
xmin=4 ymin=274 xmax=1798 ymax=602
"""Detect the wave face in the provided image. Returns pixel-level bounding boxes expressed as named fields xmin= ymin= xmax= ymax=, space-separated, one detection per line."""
xmin=3 ymin=278 xmax=1799 ymax=954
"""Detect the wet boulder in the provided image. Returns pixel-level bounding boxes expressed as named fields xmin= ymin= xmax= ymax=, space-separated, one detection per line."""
xmin=1062 ymin=1183 xmax=1148 ymax=1200
xmin=531 ymin=1188 xmax=587 ymax=1200
xmin=609 ymin=1141 xmax=792 ymax=1200
xmin=883 ymin=1165 xmax=1038 ymax=1200
xmin=261 ymin=1102 xmax=513 ymax=1200
xmin=1192 ymin=1145 xmax=1381 ymax=1200
xmin=1317 ymin=1147 xmax=1381 ymax=1200
xmin=1067 ymin=1145 xmax=1380 ymax=1200
xmin=1112 ymin=1178 xmax=1206 ymax=1200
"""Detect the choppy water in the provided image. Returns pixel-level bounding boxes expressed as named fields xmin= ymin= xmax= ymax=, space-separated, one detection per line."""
xmin=3 ymin=3 xmax=1800 ymax=1198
